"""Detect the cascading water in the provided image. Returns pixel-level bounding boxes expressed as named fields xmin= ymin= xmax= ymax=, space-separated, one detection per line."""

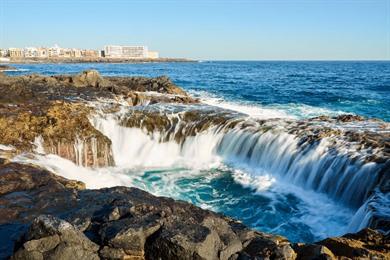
xmin=90 ymin=113 xmax=224 ymax=168
xmin=91 ymin=107 xmax=383 ymax=206
xmin=86 ymin=105 xmax=388 ymax=238
xmin=216 ymin=129 xmax=381 ymax=208
xmin=9 ymin=103 xmax=388 ymax=242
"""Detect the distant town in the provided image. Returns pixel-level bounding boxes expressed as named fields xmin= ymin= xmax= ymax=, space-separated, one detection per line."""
xmin=0 ymin=45 xmax=160 ymax=61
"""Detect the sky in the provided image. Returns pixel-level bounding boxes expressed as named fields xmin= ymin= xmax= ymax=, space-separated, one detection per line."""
xmin=0 ymin=0 xmax=389 ymax=60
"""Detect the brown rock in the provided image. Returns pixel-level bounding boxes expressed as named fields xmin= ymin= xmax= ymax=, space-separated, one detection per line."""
xmin=317 ymin=228 xmax=390 ymax=259
xmin=293 ymin=243 xmax=335 ymax=260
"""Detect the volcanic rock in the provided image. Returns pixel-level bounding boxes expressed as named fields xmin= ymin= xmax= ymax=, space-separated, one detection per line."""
xmin=317 ymin=228 xmax=390 ymax=259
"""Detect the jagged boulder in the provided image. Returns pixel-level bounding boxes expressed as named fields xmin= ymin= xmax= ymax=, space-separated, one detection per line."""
xmin=293 ymin=243 xmax=336 ymax=260
xmin=11 ymin=215 xmax=99 ymax=260
xmin=72 ymin=70 xmax=109 ymax=88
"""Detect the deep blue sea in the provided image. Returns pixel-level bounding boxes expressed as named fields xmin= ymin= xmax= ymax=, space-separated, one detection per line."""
xmin=5 ymin=61 xmax=390 ymax=243
xmin=8 ymin=61 xmax=390 ymax=121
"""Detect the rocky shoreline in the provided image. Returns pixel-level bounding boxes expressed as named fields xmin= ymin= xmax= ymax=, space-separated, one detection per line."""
xmin=0 ymin=70 xmax=389 ymax=259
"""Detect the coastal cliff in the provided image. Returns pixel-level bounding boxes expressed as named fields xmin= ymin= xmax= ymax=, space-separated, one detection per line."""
xmin=0 ymin=70 xmax=389 ymax=259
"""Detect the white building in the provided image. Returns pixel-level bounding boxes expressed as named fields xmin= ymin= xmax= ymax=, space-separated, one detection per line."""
xmin=104 ymin=45 xmax=148 ymax=59
xmin=0 ymin=49 xmax=9 ymax=57
xmin=48 ymin=44 xmax=61 ymax=57
xmin=24 ymin=47 xmax=39 ymax=58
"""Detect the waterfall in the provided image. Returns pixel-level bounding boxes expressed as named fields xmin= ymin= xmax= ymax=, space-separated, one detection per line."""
xmin=216 ymin=129 xmax=381 ymax=208
xmin=347 ymin=191 xmax=390 ymax=233
xmin=90 ymin=115 xmax=223 ymax=168
xmin=91 ymin=113 xmax=383 ymax=206
xmin=7 ymin=102 xmax=384 ymax=237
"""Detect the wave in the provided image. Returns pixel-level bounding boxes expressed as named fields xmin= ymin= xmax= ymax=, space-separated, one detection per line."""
xmin=189 ymin=90 xmax=347 ymax=119
xmin=2 ymin=68 xmax=30 ymax=72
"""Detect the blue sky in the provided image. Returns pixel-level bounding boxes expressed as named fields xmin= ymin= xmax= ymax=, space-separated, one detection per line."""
xmin=1 ymin=0 xmax=389 ymax=60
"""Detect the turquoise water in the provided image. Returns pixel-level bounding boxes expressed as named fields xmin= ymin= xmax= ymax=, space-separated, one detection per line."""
xmin=125 ymin=165 xmax=353 ymax=243
xmin=6 ymin=61 xmax=389 ymax=242
xmin=8 ymin=61 xmax=390 ymax=121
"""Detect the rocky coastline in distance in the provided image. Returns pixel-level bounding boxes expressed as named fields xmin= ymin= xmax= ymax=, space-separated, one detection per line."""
xmin=4 ymin=57 xmax=196 ymax=64
xmin=0 ymin=70 xmax=389 ymax=259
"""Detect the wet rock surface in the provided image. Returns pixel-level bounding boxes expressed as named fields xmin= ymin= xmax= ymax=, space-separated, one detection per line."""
xmin=1 ymin=162 xmax=388 ymax=259
xmin=0 ymin=101 xmax=114 ymax=167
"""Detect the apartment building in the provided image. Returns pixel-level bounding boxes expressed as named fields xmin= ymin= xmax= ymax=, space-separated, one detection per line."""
xmin=104 ymin=45 xmax=148 ymax=58
xmin=8 ymin=48 xmax=23 ymax=58
xmin=81 ymin=49 xmax=99 ymax=57
xmin=24 ymin=47 xmax=39 ymax=58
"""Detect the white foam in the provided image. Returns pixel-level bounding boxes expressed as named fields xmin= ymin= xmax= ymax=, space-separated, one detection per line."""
xmin=33 ymin=136 xmax=45 ymax=154
xmin=228 ymin=166 xmax=353 ymax=239
xmin=0 ymin=144 xmax=15 ymax=151
xmin=191 ymin=91 xmax=294 ymax=119
xmin=232 ymin=168 xmax=275 ymax=192
xmin=189 ymin=90 xmax=347 ymax=119
xmin=12 ymin=153 xmax=134 ymax=189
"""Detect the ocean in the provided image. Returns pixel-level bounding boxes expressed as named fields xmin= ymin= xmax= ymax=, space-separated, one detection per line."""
xmin=8 ymin=61 xmax=390 ymax=121
xmin=6 ymin=61 xmax=390 ymax=243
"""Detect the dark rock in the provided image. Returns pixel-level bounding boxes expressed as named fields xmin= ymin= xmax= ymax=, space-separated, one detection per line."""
xmin=72 ymin=70 xmax=109 ymax=88
xmin=0 ymin=70 xmax=196 ymax=104
xmin=0 ymin=162 xmax=85 ymax=197
xmin=336 ymin=114 xmax=365 ymax=122
xmin=236 ymin=232 xmax=296 ymax=260
xmin=293 ymin=243 xmax=335 ymax=260
xmin=1 ymin=162 xmax=297 ymax=260
xmin=316 ymin=228 xmax=390 ymax=259
xmin=11 ymin=215 xmax=99 ymax=260
xmin=99 ymin=213 xmax=161 ymax=258
xmin=2 ymin=161 xmax=390 ymax=260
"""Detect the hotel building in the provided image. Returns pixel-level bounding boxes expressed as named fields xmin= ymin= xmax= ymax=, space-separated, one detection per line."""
xmin=104 ymin=45 xmax=149 ymax=59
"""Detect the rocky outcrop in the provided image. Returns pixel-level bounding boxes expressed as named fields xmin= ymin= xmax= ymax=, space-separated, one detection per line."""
xmin=0 ymin=70 xmax=197 ymax=166
xmin=0 ymin=161 xmax=297 ymax=260
xmin=0 ymin=161 xmax=388 ymax=259
xmin=120 ymin=108 xmax=240 ymax=143
xmin=0 ymin=70 xmax=197 ymax=104
xmin=11 ymin=215 xmax=100 ymax=260
xmin=0 ymin=101 xmax=114 ymax=167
